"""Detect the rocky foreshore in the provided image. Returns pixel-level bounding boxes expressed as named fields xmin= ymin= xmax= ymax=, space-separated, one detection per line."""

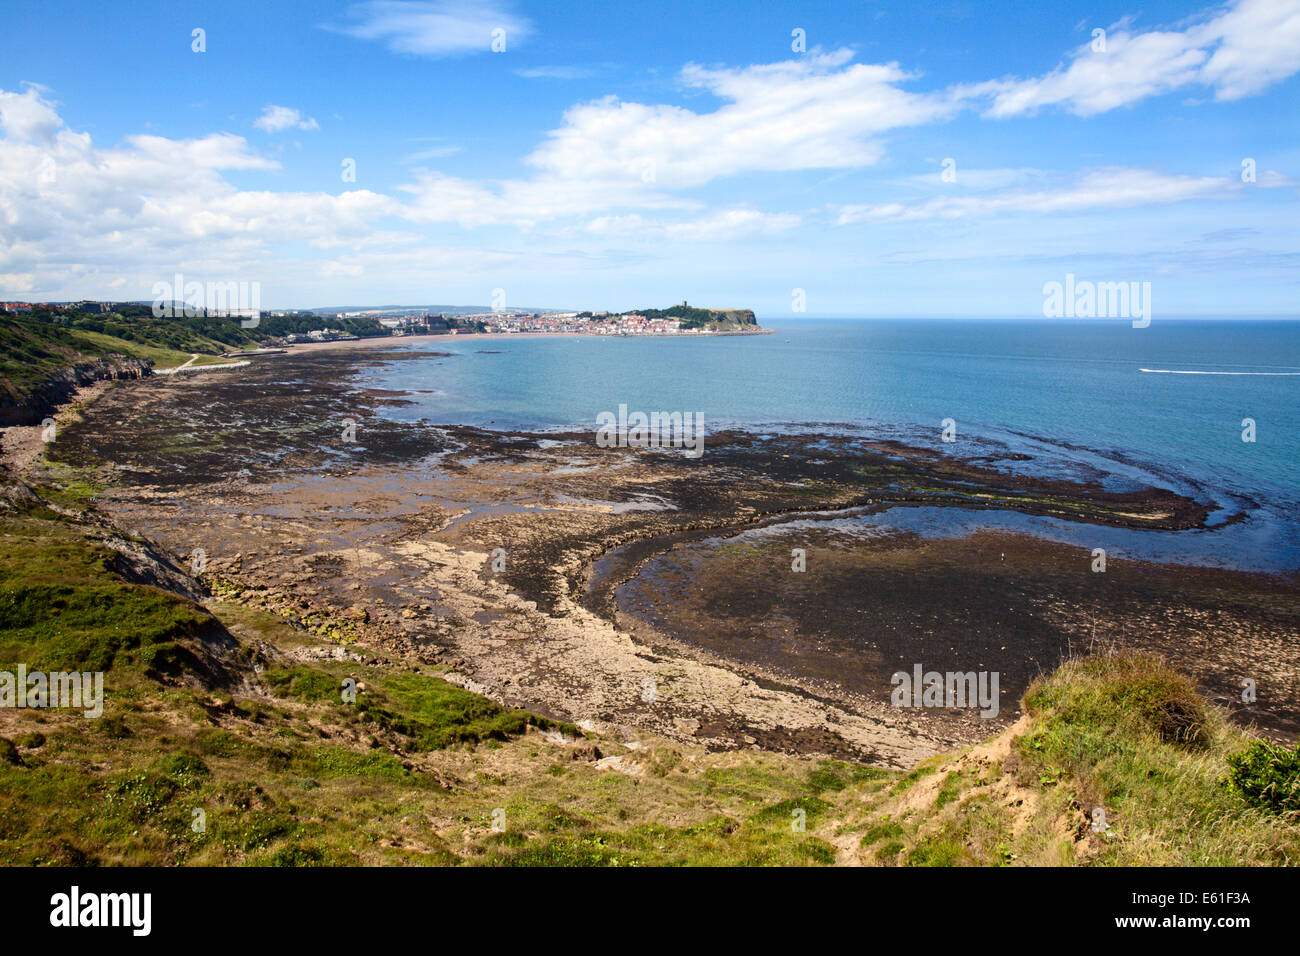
xmin=22 ymin=344 xmax=1300 ymax=761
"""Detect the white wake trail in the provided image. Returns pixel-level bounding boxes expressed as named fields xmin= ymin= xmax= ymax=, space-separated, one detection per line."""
xmin=1139 ymin=368 xmax=1300 ymax=376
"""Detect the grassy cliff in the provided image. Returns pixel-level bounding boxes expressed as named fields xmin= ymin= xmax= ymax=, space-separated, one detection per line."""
xmin=0 ymin=307 xmax=392 ymax=413
xmin=0 ymin=455 xmax=1296 ymax=865
xmin=629 ymin=305 xmax=760 ymax=330
xmin=0 ymin=312 xmax=254 ymax=415
xmin=854 ymin=654 xmax=1300 ymax=866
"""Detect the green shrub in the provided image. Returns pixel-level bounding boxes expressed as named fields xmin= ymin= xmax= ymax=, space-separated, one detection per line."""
xmin=150 ymin=754 xmax=212 ymax=788
xmin=1022 ymin=652 xmax=1212 ymax=751
xmin=1225 ymin=739 xmax=1300 ymax=817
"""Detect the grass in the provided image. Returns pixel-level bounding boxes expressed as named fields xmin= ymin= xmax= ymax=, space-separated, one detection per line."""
xmin=0 ymin=319 xmax=99 ymax=397
xmin=69 ymin=330 xmax=203 ymax=371
xmin=1225 ymin=739 xmax=1300 ymax=817
xmin=262 ymin=664 xmax=574 ymax=750
xmin=0 ymin=481 xmax=877 ymax=865
xmin=1 ymin=472 xmax=1298 ymax=866
xmin=0 ymin=313 xmax=254 ymax=398
xmin=857 ymin=653 xmax=1300 ymax=867
xmin=0 ymin=511 xmax=214 ymax=673
xmin=1009 ymin=654 xmax=1300 ymax=865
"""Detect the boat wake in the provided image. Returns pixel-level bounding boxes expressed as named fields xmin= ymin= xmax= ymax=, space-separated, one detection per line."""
xmin=1139 ymin=368 xmax=1300 ymax=375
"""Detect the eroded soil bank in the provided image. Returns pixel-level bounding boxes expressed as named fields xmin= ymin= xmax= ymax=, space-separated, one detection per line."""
xmin=29 ymin=345 xmax=1300 ymax=765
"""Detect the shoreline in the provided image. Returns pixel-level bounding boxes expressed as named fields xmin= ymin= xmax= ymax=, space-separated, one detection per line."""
xmin=262 ymin=325 xmax=773 ymax=353
xmin=26 ymin=345 xmax=1298 ymax=757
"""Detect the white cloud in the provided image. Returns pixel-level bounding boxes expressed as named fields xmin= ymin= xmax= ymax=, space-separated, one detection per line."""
xmin=0 ymin=85 xmax=63 ymax=143
xmin=395 ymin=48 xmax=958 ymax=227
xmin=253 ymin=105 xmax=320 ymax=132
xmin=329 ymin=0 xmax=529 ymax=57
xmin=0 ymin=86 xmax=657 ymax=301
xmin=4 ymin=0 xmax=1295 ymax=304
xmin=583 ymin=208 xmax=801 ymax=241
xmin=1196 ymin=0 xmax=1300 ymax=100
xmin=897 ymin=166 xmax=1049 ymax=190
xmin=837 ymin=168 xmax=1236 ymax=223
xmin=515 ymin=66 xmax=594 ymax=80
xmin=978 ymin=0 xmax=1300 ymax=117
xmin=314 ymin=244 xmax=549 ymax=281
xmin=525 ymin=49 xmax=959 ymax=191
xmin=400 ymin=144 xmax=463 ymax=163
xmin=0 ymin=273 xmax=37 ymax=293
xmin=1256 ymin=169 xmax=1297 ymax=188
xmin=397 ymin=170 xmax=693 ymax=228
xmin=978 ymin=27 xmax=1206 ymax=117
xmin=0 ymin=87 xmax=397 ymax=297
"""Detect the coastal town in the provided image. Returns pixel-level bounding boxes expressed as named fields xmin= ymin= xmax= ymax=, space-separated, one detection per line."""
xmin=379 ymin=300 xmax=763 ymax=337
xmin=391 ymin=310 xmax=713 ymax=336
xmin=1 ymin=299 xmax=765 ymax=343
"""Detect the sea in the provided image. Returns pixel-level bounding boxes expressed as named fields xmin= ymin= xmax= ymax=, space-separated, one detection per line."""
xmin=356 ymin=318 xmax=1300 ymax=574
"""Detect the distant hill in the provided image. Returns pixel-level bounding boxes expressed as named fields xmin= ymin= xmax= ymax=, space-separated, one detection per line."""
xmin=626 ymin=305 xmax=760 ymax=329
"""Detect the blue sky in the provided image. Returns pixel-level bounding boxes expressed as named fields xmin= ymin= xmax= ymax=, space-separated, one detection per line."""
xmin=1 ymin=0 xmax=1297 ymax=315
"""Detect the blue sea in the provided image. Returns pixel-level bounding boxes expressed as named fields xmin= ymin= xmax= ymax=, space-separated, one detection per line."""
xmin=357 ymin=318 xmax=1300 ymax=573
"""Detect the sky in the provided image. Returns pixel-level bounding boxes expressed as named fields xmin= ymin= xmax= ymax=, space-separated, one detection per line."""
xmin=0 ymin=0 xmax=1297 ymax=316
